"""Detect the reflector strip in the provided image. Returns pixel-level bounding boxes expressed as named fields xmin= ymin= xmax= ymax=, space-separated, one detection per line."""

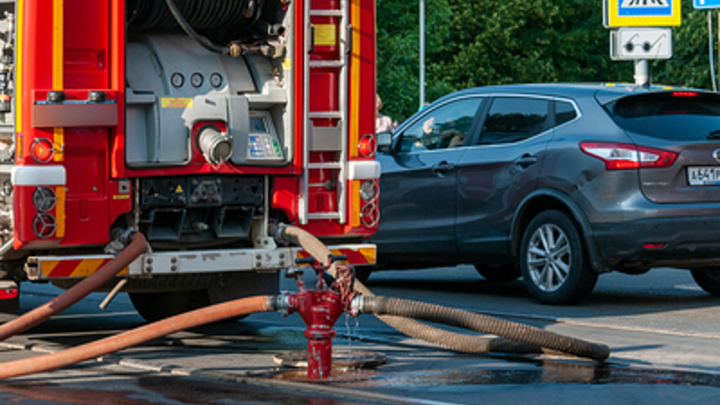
xmin=52 ymin=0 xmax=63 ymax=90
xmin=55 ymin=185 xmax=65 ymax=238
xmin=349 ymin=0 xmax=361 ymax=158
xmin=351 ymin=180 xmax=360 ymax=228
xmin=53 ymin=128 xmax=64 ymax=162
xmin=40 ymin=258 xmax=129 ymax=278
xmin=296 ymin=246 xmax=376 ymax=266
xmin=53 ymin=0 xmax=64 ymax=165
xmin=15 ymin=0 xmax=23 ymax=142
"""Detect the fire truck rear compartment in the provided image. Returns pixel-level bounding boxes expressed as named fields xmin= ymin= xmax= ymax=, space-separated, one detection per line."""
xmin=139 ymin=176 xmax=264 ymax=243
xmin=125 ymin=0 xmax=291 ymax=168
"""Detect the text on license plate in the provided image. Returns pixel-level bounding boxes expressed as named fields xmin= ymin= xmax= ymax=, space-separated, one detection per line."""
xmin=688 ymin=166 xmax=720 ymax=186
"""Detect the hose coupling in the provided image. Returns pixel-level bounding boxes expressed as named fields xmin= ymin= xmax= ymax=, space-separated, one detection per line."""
xmin=269 ymin=294 xmax=291 ymax=316
xmin=273 ymin=223 xmax=293 ymax=246
xmin=349 ymin=295 xmax=365 ymax=316
xmin=228 ymin=42 xmax=243 ymax=57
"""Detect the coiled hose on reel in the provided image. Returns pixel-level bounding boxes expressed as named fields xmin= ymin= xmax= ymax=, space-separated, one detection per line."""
xmin=127 ymin=0 xmax=267 ymax=55
xmin=127 ymin=0 xmax=263 ymax=30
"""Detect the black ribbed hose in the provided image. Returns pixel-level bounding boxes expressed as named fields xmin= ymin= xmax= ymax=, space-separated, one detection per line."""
xmin=358 ymin=296 xmax=610 ymax=361
xmin=276 ymin=224 xmax=609 ymax=358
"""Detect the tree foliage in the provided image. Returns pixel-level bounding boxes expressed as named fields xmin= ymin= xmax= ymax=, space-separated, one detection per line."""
xmin=377 ymin=0 xmax=719 ymax=122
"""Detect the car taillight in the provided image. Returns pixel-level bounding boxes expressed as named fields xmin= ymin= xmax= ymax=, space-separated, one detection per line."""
xmin=579 ymin=142 xmax=677 ymax=170
xmin=0 ymin=287 xmax=18 ymax=300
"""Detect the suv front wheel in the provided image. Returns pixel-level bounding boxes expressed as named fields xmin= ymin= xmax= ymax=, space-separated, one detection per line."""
xmin=691 ymin=267 xmax=720 ymax=295
xmin=519 ymin=210 xmax=598 ymax=304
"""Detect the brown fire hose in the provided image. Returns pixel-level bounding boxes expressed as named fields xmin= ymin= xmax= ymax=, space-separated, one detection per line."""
xmin=0 ymin=295 xmax=271 ymax=379
xmin=0 ymin=232 xmax=148 ymax=342
xmin=277 ymin=224 xmax=610 ymax=360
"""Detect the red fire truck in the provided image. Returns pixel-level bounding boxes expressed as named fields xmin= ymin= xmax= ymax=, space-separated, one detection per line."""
xmin=0 ymin=0 xmax=379 ymax=320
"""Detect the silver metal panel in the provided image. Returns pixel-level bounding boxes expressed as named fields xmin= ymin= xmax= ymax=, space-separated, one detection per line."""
xmin=31 ymin=243 xmax=375 ymax=279
xmin=229 ymin=96 xmax=250 ymax=164
xmin=309 ymin=124 xmax=342 ymax=151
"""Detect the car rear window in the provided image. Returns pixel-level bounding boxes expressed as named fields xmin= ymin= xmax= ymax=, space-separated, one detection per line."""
xmin=604 ymin=93 xmax=720 ymax=141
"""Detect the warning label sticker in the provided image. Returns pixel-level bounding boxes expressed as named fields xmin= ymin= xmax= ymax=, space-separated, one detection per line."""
xmin=161 ymin=98 xmax=193 ymax=109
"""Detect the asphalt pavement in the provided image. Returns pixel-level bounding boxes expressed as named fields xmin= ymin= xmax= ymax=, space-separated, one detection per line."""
xmin=0 ymin=268 xmax=719 ymax=404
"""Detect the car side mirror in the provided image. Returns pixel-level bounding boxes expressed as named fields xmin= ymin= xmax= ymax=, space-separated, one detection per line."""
xmin=377 ymin=132 xmax=393 ymax=154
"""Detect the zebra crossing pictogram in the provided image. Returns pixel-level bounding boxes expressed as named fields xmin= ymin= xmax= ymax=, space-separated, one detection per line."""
xmin=621 ymin=0 xmax=667 ymax=7
xmin=618 ymin=0 xmax=672 ymax=16
xmin=605 ymin=0 xmax=681 ymax=27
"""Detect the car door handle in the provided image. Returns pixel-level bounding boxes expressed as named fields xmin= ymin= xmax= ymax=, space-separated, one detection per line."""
xmin=432 ymin=161 xmax=455 ymax=175
xmin=515 ymin=155 xmax=538 ymax=167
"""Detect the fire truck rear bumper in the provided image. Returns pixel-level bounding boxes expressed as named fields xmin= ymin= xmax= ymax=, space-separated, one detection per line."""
xmin=27 ymin=244 xmax=376 ymax=280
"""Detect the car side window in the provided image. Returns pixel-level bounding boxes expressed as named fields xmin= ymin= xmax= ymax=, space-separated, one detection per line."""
xmin=556 ymin=101 xmax=578 ymax=126
xmin=478 ymin=97 xmax=550 ymax=145
xmin=398 ymin=98 xmax=482 ymax=153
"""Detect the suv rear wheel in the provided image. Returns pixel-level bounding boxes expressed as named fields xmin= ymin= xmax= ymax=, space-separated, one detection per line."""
xmin=520 ymin=210 xmax=597 ymax=304
xmin=691 ymin=267 xmax=720 ymax=295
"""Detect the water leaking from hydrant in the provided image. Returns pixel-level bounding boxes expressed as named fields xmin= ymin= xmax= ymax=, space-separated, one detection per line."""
xmin=344 ymin=313 xmax=359 ymax=351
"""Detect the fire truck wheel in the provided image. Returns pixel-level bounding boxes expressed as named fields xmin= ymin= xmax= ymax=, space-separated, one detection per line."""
xmin=355 ymin=267 xmax=372 ymax=283
xmin=129 ymin=290 xmax=211 ymax=323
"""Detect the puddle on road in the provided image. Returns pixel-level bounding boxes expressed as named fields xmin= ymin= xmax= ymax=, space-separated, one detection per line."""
xmin=0 ymin=375 xmax=377 ymax=405
xmin=337 ymin=361 xmax=720 ymax=389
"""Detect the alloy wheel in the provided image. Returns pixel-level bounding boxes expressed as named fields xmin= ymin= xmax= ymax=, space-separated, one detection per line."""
xmin=526 ymin=223 xmax=571 ymax=293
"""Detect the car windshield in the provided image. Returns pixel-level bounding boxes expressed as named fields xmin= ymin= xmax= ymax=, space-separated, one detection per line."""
xmin=604 ymin=92 xmax=720 ymax=141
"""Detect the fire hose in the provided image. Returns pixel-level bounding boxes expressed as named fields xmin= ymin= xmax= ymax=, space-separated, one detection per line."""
xmin=0 ymin=225 xmax=609 ymax=380
xmin=0 ymin=295 xmax=271 ymax=379
xmin=275 ymin=224 xmax=610 ymax=360
xmin=0 ymin=232 xmax=148 ymax=342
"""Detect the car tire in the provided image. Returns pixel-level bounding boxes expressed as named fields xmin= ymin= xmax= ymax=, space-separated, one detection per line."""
xmin=473 ymin=263 xmax=521 ymax=282
xmin=691 ymin=267 xmax=720 ymax=295
xmin=519 ymin=210 xmax=598 ymax=304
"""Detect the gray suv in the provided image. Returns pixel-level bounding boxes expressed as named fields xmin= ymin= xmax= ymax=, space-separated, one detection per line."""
xmin=370 ymin=83 xmax=720 ymax=304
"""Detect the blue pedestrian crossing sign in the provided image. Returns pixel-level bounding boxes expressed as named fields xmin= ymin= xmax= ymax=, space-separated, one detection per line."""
xmin=695 ymin=0 xmax=720 ymax=9
xmin=604 ymin=0 xmax=682 ymax=27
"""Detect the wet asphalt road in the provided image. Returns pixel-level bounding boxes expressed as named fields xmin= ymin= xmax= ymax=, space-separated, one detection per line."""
xmin=0 ymin=266 xmax=719 ymax=404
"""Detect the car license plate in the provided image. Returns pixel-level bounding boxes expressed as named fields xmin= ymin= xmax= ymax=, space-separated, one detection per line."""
xmin=688 ymin=166 xmax=720 ymax=186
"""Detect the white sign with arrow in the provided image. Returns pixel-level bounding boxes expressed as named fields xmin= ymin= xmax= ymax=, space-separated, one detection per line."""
xmin=610 ymin=27 xmax=672 ymax=60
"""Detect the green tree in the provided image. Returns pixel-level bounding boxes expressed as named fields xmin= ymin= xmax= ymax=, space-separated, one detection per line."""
xmin=655 ymin=3 xmax=716 ymax=89
xmin=377 ymin=0 xmax=720 ymax=121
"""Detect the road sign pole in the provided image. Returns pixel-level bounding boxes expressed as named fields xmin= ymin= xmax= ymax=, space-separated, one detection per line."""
xmin=419 ymin=0 xmax=425 ymax=108
xmin=634 ymin=59 xmax=650 ymax=86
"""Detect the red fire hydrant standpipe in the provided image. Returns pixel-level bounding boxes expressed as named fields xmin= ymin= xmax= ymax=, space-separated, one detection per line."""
xmin=281 ymin=259 xmax=357 ymax=379
xmin=0 ymin=232 xmax=149 ymax=342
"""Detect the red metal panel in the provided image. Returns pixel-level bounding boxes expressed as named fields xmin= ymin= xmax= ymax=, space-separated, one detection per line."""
xmin=14 ymin=0 xmax=125 ymax=248
xmin=63 ymin=1 xmax=110 ymax=89
xmin=272 ymin=177 xmax=299 ymax=222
